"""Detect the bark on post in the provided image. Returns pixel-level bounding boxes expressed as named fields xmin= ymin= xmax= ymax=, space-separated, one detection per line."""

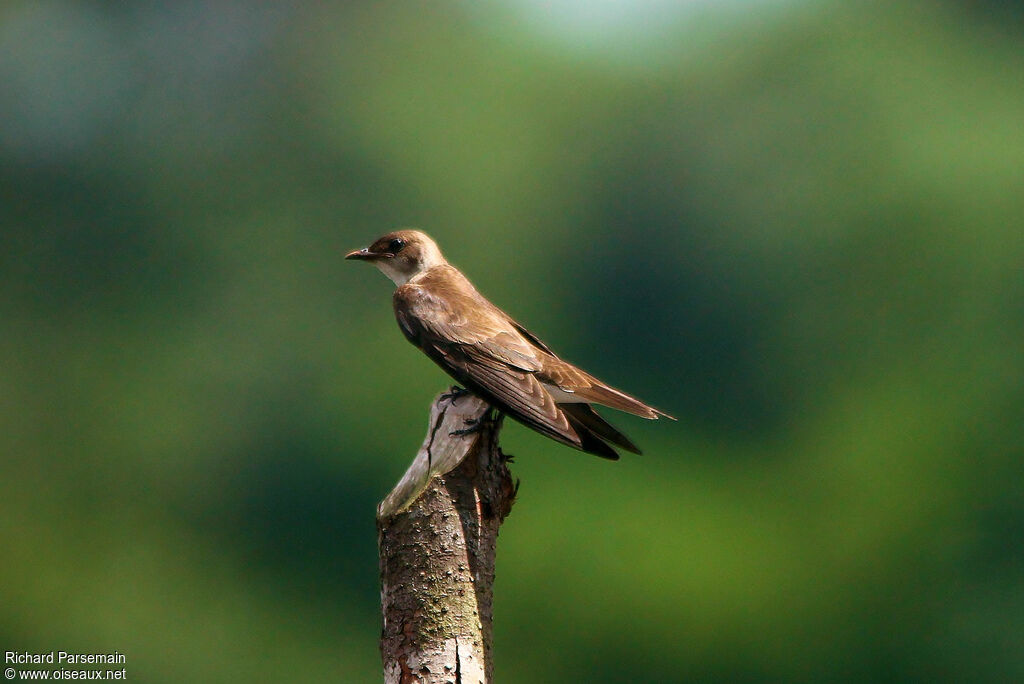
xmin=378 ymin=390 xmax=516 ymax=684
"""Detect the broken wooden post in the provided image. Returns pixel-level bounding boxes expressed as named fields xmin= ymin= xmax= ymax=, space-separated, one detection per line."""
xmin=377 ymin=390 xmax=516 ymax=684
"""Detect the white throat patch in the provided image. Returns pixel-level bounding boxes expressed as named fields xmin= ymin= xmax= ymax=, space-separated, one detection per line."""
xmin=375 ymin=246 xmax=445 ymax=287
xmin=375 ymin=259 xmax=413 ymax=286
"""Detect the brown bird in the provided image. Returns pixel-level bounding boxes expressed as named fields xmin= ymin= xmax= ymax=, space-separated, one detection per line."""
xmin=346 ymin=229 xmax=672 ymax=459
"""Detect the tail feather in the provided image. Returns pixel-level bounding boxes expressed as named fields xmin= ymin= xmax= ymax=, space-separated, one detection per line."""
xmin=557 ymin=405 xmax=618 ymax=458
xmin=565 ymin=416 xmax=621 ymax=460
xmin=560 ymin=403 xmax=641 ymax=455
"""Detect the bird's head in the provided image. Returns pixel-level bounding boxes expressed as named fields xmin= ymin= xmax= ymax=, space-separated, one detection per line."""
xmin=346 ymin=229 xmax=446 ymax=285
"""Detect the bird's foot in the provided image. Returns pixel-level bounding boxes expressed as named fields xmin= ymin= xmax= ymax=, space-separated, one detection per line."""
xmin=449 ymin=417 xmax=483 ymax=437
xmin=449 ymin=409 xmax=502 ymax=438
xmin=440 ymin=385 xmax=472 ymax=404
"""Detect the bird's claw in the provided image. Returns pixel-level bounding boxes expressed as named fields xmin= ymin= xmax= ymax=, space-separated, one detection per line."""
xmin=449 ymin=417 xmax=482 ymax=437
xmin=440 ymin=386 xmax=471 ymax=404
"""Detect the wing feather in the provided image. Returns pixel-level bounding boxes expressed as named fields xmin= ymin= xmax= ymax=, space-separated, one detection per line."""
xmin=538 ymin=358 xmax=674 ymax=420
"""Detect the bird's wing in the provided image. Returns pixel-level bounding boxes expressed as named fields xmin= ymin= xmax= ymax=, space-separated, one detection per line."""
xmin=505 ymin=313 xmax=673 ymax=420
xmin=393 ymin=278 xmax=586 ymax=450
xmin=537 ymin=357 xmax=673 ymax=419
xmin=499 ymin=298 xmax=672 ymax=420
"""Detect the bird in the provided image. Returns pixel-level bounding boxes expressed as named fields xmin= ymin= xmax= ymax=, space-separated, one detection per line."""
xmin=346 ymin=229 xmax=672 ymax=460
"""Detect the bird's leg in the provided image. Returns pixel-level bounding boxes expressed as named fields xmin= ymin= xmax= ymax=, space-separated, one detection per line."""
xmin=440 ymin=385 xmax=472 ymax=404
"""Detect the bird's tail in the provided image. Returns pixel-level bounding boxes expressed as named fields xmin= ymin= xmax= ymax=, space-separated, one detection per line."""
xmin=561 ymin=403 xmax=641 ymax=459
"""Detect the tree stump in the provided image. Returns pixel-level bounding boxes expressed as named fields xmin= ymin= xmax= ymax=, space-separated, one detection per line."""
xmin=378 ymin=390 xmax=516 ymax=684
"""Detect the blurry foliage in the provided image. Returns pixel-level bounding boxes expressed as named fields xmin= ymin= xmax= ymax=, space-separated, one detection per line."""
xmin=1 ymin=0 xmax=1022 ymax=681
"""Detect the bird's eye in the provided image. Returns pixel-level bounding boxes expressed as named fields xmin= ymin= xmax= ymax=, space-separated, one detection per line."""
xmin=388 ymin=238 xmax=406 ymax=254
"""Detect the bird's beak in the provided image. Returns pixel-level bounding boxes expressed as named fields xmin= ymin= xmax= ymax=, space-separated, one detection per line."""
xmin=345 ymin=247 xmax=388 ymax=261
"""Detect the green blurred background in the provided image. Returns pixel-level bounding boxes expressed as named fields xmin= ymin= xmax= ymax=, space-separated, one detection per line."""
xmin=2 ymin=0 xmax=1022 ymax=681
